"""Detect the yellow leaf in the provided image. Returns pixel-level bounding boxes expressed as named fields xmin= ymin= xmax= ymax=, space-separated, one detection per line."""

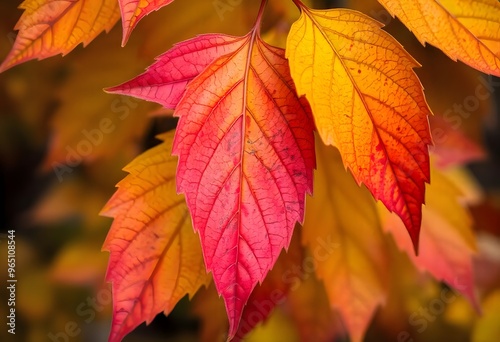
xmin=0 ymin=0 xmax=120 ymax=72
xmin=378 ymin=0 xmax=500 ymax=76
xmin=286 ymin=7 xmax=432 ymax=250
xmin=302 ymin=141 xmax=388 ymax=342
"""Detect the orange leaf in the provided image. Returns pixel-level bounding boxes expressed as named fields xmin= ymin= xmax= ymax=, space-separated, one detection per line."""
xmin=286 ymin=6 xmax=432 ymax=251
xmin=378 ymin=0 xmax=500 ymax=76
xmin=0 ymin=0 xmax=120 ymax=72
xmin=380 ymin=165 xmax=480 ymax=309
xmin=119 ymin=0 xmax=174 ymax=46
xmin=102 ymin=131 xmax=211 ymax=342
xmin=302 ymin=141 xmax=388 ymax=342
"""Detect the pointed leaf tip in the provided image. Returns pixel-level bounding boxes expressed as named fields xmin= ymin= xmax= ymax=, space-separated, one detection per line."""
xmin=119 ymin=0 xmax=175 ymax=46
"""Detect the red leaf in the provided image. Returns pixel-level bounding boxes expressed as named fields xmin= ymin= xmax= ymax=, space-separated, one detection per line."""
xmin=119 ymin=0 xmax=174 ymax=45
xmin=107 ymin=34 xmax=246 ymax=109
xmin=173 ymin=28 xmax=315 ymax=337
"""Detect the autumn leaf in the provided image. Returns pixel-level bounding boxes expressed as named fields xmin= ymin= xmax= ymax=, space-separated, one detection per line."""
xmin=172 ymin=8 xmax=316 ymax=337
xmin=377 ymin=0 xmax=500 ymax=76
xmin=302 ymin=141 xmax=388 ymax=342
xmin=119 ymin=0 xmax=174 ymax=46
xmin=107 ymin=34 xmax=247 ymax=109
xmin=0 ymin=0 xmax=120 ymax=72
xmin=379 ymin=165 xmax=479 ymax=308
xmin=101 ymin=131 xmax=211 ymax=342
xmin=286 ymin=5 xmax=432 ymax=251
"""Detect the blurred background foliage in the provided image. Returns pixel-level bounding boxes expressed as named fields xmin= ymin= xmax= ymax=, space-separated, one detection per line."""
xmin=0 ymin=0 xmax=499 ymax=341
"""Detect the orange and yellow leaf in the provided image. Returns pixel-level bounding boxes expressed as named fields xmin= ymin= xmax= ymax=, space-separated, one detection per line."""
xmin=287 ymin=6 xmax=432 ymax=251
xmin=378 ymin=0 xmax=500 ymax=76
xmin=0 ymin=0 xmax=120 ymax=72
xmin=102 ymin=131 xmax=211 ymax=342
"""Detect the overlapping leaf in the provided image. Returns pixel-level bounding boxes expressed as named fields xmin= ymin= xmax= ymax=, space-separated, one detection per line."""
xmin=287 ymin=7 xmax=432 ymax=251
xmin=107 ymin=34 xmax=247 ymax=109
xmin=102 ymin=131 xmax=211 ymax=342
xmin=0 ymin=0 xmax=120 ymax=72
xmin=119 ymin=0 xmax=174 ymax=46
xmin=379 ymin=166 xmax=479 ymax=308
xmin=173 ymin=26 xmax=315 ymax=337
xmin=302 ymin=142 xmax=388 ymax=342
xmin=378 ymin=0 xmax=500 ymax=76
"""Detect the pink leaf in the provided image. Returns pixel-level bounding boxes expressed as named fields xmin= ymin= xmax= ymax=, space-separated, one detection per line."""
xmin=173 ymin=30 xmax=315 ymax=337
xmin=106 ymin=34 xmax=246 ymax=109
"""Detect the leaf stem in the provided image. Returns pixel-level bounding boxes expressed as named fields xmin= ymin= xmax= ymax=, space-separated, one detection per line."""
xmin=292 ymin=0 xmax=305 ymax=10
xmin=254 ymin=0 xmax=268 ymax=30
